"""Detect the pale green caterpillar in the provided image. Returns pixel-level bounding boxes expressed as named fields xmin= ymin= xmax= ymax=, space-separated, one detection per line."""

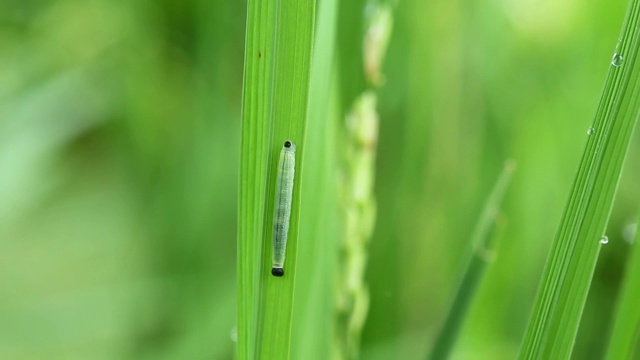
xmin=272 ymin=140 xmax=296 ymax=277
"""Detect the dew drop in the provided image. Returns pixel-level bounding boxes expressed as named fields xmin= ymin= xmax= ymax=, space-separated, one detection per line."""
xmin=612 ymin=53 xmax=624 ymax=67
xmin=600 ymin=235 xmax=609 ymax=245
xmin=587 ymin=127 xmax=595 ymax=135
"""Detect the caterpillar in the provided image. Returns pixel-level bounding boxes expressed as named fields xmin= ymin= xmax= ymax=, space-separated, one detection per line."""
xmin=271 ymin=140 xmax=296 ymax=277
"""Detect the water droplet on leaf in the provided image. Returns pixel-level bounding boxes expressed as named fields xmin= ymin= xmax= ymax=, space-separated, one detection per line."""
xmin=612 ymin=53 xmax=624 ymax=67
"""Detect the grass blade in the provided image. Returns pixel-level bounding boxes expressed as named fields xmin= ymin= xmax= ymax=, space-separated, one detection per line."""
xmin=238 ymin=0 xmax=316 ymax=358
xmin=518 ymin=0 xmax=640 ymax=358
xmin=290 ymin=0 xmax=340 ymax=357
xmin=428 ymin=161 xmax=516 ymax=360
xmin=605 ymin=222 xmax=640 ymax=360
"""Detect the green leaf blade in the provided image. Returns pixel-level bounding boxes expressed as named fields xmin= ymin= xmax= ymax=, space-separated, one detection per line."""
xmin=519 ymin=1 xmax=640 ymax=358
xmin=238 ymin=0 xmax=316 ymax=358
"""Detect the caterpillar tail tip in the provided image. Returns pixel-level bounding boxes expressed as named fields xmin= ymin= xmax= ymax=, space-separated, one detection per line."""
xmin=271 ymin=268 xmax=284 ymax=277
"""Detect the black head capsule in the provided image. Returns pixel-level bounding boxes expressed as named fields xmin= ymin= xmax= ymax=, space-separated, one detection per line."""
xmin=284 ymin=140 xmax=292 ymax=148
xmin=272 ymin=267 xmax=284 ymax=277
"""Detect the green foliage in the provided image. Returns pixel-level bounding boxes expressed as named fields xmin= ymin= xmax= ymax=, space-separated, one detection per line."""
xmin=2 ymin=0 xmax=640 ymax=359
xmin=605 ymin=221 xmax=640 ymax=360
xmin=239 ymin=0 xmax=316 ymax=358
xmin=519 ymin=0 xmax=640 ymax=358
xmin=290 ymin=0 xmax=340 ymax=358
xmin=429 ymin=161 xmax=515 ymax=360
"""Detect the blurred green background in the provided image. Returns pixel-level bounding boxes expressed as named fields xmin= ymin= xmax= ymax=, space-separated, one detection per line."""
xmin=1 ymin=0 xmax=638 ymax=359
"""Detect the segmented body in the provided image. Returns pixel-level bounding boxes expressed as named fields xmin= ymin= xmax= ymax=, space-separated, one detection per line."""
xmin=272 ymin=140 xmax=296 ymax=277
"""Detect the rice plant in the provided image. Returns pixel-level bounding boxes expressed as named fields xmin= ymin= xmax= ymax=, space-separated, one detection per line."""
xmin=2 ymin=0 xmax=640 ymax=359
